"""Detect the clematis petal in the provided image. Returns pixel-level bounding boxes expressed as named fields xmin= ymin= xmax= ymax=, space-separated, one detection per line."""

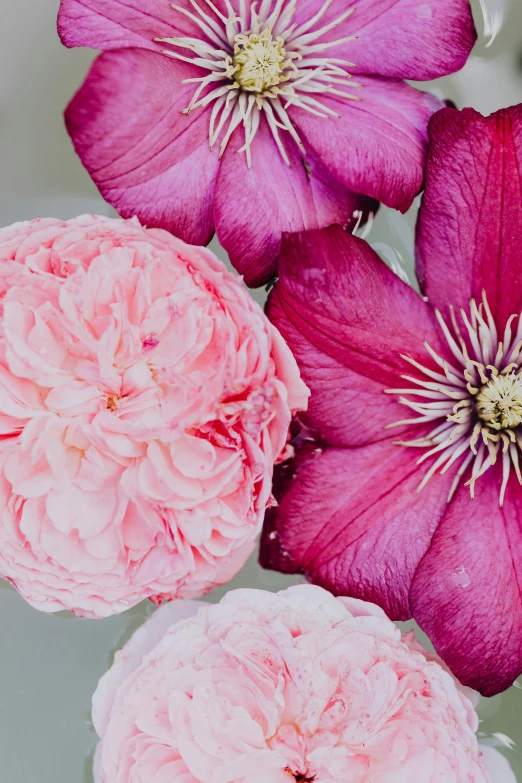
xmin=410 ymin=471 xmax=522 ymax=696
xmin=99 ymin=142 xmax=219 ymax=245
xmin=416 ymin=105 xmax=522 ymax=328
xmin=268 ymin=225 xmax=446 ymax=388
xmin=291 ymin=0 xmax=476 ymax=80
xmin=214 ymin=122 xmax=375 ymax=288
xmin=291 ymin=77 xmax=443 ymax=212
xmin=268 ymin=290 xmax=408 ymax=447
xmin=65 ymin=50 xmax=214 ymax=213
xmin=260 ymin=440 xmax=454 ymax=619
xmin=58 ymin=0 xmax=201 ymax=51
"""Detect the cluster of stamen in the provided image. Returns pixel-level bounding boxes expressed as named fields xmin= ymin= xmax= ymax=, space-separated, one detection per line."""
xmin=157 ymin=0 xmax=361 ymax=166
xmin=232 ymin=30 xmax=287 ymax=91
xmin=106 ymin=393 xmax=120 ymax=411
xmin=387 ymin=292 xmax=522 ymax=506
xmin=285 ymin=767 xmax=315 ymax=782
xmin=475 ymin=373 xmax=522 ymax=430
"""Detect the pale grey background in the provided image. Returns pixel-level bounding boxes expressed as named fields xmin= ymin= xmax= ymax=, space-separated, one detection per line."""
xmin=1 ymin=1 xmax=522 ymax=781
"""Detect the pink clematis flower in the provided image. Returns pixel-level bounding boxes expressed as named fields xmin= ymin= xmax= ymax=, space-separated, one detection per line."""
xmin=58 ymin=0 xmax=476 ymax=286
xmin=260 ymin=104 xmax=522 ymax=696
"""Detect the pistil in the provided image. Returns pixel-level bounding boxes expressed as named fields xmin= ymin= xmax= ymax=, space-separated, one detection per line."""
xmin=107 ymin=393 xmax=120 ymax=411
xmin=387 ymin=292 xmax=522 ymax=506
xmin=476 ymin=373 xmax=522 ymax=430
xmin=232 ymin=31 xmax=287 ymax=92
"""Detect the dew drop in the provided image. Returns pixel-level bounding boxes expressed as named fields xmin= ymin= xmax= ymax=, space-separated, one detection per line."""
xmin=415 ymin=3 xmax=432 ymax=20
xmin=452 ymin=565 xmax=471 ymax=589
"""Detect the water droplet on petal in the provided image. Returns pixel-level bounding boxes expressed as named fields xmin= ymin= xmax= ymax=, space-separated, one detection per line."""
xmin=452 ymin=565 xmax=471 ymax=589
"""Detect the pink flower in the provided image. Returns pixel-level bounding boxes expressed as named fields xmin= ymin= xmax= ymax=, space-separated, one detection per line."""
xmin=57 ymin=0 xmax=476 ymax=286
xmin=92 ymin=585 xmax=493 ymax=783
xmin=260 ymin=104 xmax=522 ymax=696
xmin=0 ymin=215 xmax=308 ymax=618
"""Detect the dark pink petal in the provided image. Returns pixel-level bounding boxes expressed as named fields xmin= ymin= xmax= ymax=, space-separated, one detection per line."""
xmin=214 ymin=121 xmax=375 ymax=287
xmin=410 ymin=471 xmax=522 ymax=696
xmin=291 ymin=77 xmax=443 ymax=212
xmin=66 ymin=50 xmax=209 ymax=183
xmin=260 ymin=440 xmax=454 ymax=619
xmin=101 ymin=141 xmax=219 ymax=244
xmin=292 ymin=0 xmax=475 ymax=80
xmin=65 ymin=50 xmax=217 ymax=239
xmin=268 ymin=281 xmax=409 ymax=448
xmin=58 ymin=0 xmax=200 ymax=51
xmin=268 ymin=225 xmax=447 ymax=389
xmin=416 ymin=105 xmax=522 ymax=328
xmin=341 ymin=0 xmax=476 ymax=80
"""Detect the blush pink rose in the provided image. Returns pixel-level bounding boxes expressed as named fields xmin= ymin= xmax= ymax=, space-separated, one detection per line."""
xmin=0 ymin=215 xmax=308 ymax=617
xmin=92 ymin=585 xmax=494 ymax=783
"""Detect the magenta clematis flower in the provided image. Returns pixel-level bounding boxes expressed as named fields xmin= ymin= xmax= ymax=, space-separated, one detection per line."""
xmin=58 ymin=0 xmax=475 ymax=286
xmin=260 ymin=104 xmax=522 ymax=696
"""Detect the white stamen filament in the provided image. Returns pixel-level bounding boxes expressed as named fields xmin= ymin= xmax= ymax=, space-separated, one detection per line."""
xmin=157 ymin=0 xmax=360 ymax=166
xmin=388 ymin=291 xmax=522 ymax=506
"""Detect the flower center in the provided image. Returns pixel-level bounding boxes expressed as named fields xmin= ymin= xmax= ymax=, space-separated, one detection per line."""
xmin=285 ymin=767 xmax=315 ymax=782
xmin=107 ymin=393 xmax=120 ymax=411
xmin=157 ymin=0 xmax=359 ymax=167
xmin=476 ymin=373 xmax=522 ymax=430
xmin=387 ymin=292 xmax=522 ymax=506
xmin=232 ymin=31 xmax=287 ymax=92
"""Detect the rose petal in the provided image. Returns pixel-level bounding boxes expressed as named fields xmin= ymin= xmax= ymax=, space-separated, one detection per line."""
xmin=479 ymin=745 xmax=517 ymax=783
xmin=0 ymin=216 xmax=306 ymax=618
xmin=92 ymin=599 xmax=205 ymax=735
xmin=92 ymin=586 xmax=489 ymax=783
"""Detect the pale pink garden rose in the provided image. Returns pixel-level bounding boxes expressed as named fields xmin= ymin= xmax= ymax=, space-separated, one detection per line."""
xmin=0 ymin=215 xmax=308 ymax=618
xmin=91 ymin=585 xmax=509 ymax=783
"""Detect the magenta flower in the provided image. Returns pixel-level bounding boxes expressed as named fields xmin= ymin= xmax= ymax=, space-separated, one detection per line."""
xmin=260 ymin=104 xmax=522 ymax=696
xmin=58 ymin=0 xmax=475 ymax=286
